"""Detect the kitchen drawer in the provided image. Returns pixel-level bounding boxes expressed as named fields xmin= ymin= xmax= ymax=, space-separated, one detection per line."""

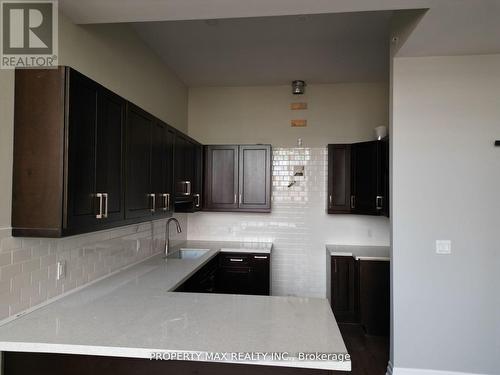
xmin=219 ymin=253 xmax=251 ymax=268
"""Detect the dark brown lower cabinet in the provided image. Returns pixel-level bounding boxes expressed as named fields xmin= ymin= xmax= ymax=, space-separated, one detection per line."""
xmin=3 ymin=352 xmax=332 ymax=375
xmin=175 ymin=253 xmax=270 ymax=296
xmin=330 ymin=256 xmax=358 ymax=323
xmin=330 ymin=256 xmax=389 ymax=336
xmin=358 ymin=260 xmax=390 ymax=336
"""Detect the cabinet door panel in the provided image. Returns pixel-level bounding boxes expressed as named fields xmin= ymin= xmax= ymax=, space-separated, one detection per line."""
xmin=96 ymin=89 xmax=125 ymax=222
xmin=351 ymin=141 xmax=379 ymax=215
xmin=204 ymin=146 xmax=239 ymax=210
xmin=239 ymin=145 xmax=271 ymax=211
xmin=331 ymin=256 xmax=358 ymax=323
xmin=151 ymin=121 xmax=169 ymax=216
xmin=251 ymin=254 xmax=270 ymax=295
xmin=359 ymin=260 xmax=390 ymax=336
xmin=174 ymin=134 xmax=194 ymax=198
xmin=327 ymin=144 xmax=351 ymax=213
xmin=66 ymin=71 xmax=98 ymax=229
xmin=125 ymin=105 xmax=152 ymax=219
xmin=217 ymin=267 xmax=253 ymax=295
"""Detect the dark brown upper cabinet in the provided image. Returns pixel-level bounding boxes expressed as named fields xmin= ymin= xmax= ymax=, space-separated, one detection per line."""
xmin=125 ymin=104 xmax=174 ymax=220
xmin=204 ymin=145 xmax=271 ymax=213
xmin=327 ymin=144 xmax=351 ymax=214
xmin=12 ymin=66 xmax=196 ymax=237
xmin=173 ymin=133 xmax=203 ymax=212
xmin=327 ymin=140 xmax=389 ymax=216
xmin=12 ymin=67 xmax=127 ymax=237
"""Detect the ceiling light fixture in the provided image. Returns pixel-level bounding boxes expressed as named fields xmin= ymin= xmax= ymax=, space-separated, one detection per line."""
xmin=292 ymin=80 xmax=306 ymax=95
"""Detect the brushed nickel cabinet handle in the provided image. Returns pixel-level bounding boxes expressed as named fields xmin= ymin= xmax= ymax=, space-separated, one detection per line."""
xmin=160 ymin=193 xmax=168 ymax=211
xmin=234 ymin=194 xmax=237 ymax=204
xmin=194 ymin=193 xmax=200 ymax=208
xmin=96 ymin=193 xmax=104 ymax=219
xmin=334 ymin=259 xmax=337 ymax=273
xmin=239 ymin=193 xmax=242 ymax=205
xmin=350 ymin=195 xmax=356 ymax=209
xmin=103 ymin=193 xmax=108 ymax=218
xmin=186 ymin=181 xmax=191 ymax=195
xmin=229 ymin=258 xmax=244 ymax=262
xmin=254 ymin=255 xmax=268 ymax=259
xmin=376 ymin=195 xmax=383 ymax=210
xmin=148 ymin=193 xmax=156 ymax=212
xmin=329 ymin=195 xmax=332 ymax=208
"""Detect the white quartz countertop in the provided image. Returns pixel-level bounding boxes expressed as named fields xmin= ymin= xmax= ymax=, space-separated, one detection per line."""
xmin=326 ymin=244 xmax=390 ymax=261
xmin=0 ymin=240 xmax=350 ymax=371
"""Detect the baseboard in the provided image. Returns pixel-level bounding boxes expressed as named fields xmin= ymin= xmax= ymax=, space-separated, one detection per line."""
xmin=392 ymin=366 xmax=488 ymax=375
xmin=386 ymin=361 xmax=394 ymax=375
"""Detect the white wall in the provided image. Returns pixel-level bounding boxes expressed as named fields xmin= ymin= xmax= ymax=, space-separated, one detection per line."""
xmin=188 ymin=83 xmax=389 ymax=147
xmin=187 ymin=83 xmax=391 ymax=297
xmin=392 ymin=54 xmax=500 ymax=374
xmin=0 ymin=13 xmax=187 ymax=322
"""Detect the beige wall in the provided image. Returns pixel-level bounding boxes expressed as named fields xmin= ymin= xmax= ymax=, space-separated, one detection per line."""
xmin=188 ymin=83 xmax=388 ymax=146
xmin=392 ymin=54 xmax=500 ymax=374
xmin=0 ymin=13 xmax=188 ymax=228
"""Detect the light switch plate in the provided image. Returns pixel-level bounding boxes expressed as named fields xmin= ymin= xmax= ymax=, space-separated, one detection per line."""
xmin=436 ymin=240 xmax=451 ymax=254
xmin=57 ymin=260 xmax=66 ymax=280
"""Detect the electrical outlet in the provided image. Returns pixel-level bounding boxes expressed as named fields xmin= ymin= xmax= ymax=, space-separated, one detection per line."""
xmin=57 ymin=260 xmax=66 ymax=280
xmin=435 ymin=240 xmax=451 ymax=254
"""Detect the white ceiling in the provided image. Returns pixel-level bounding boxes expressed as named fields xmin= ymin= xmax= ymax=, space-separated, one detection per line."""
xmin=59 ymin=0 xmax=500 ymax=86
xmin=132 ymin=12 xmax=392 ymax=87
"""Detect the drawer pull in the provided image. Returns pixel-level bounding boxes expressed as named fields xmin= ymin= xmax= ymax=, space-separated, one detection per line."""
xmin=229 ymin=258 xmax=244 ymax=262
xmin=254 ymin=256 xmax=268 ymax=259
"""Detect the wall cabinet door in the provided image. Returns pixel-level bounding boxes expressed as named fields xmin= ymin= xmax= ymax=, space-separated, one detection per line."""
xmin=327 ymin=140 xmax=389 ymax=216
xmin=125 ymin=104 xmax=153 ymax=219
xmin=151 ymin=121 xmax=174 ymax=216
xmin=351 ymin=141 xmax=379 ymax=215
xmin=204 ymin=145 xmax=239 ymax=210
xmin=327 ymin=144 xmax=352 ymax=213
xmin=66 ymin=70 xmax=99 ymax=230
xmin=239 ymin=145 xmax=271 ymax=211
xmin=331 ymin=256 xmax=358 ymax=323
xmin=174 ymin=134 xmax=202 ymax=212
xmin=204 ymin=145 xmax=271 ymax=212
xmin=66 ymin=71 xmax=126 ymax=232
xmin=96 ymin=88 xmax=126 ymax=223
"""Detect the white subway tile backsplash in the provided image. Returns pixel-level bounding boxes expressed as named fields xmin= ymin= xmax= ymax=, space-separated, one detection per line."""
xmin=188 ymin=147 xmax=390 ymax=298
xmin=0 ymin=214 xmax=187 ymax=323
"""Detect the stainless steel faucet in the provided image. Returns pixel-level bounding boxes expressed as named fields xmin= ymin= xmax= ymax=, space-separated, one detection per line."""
xmin=164 ymin=217 xmax=182 ymax=257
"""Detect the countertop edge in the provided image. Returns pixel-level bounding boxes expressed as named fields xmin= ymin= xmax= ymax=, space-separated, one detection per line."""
xmin=0 ymin=342 xmax=351 ymax=371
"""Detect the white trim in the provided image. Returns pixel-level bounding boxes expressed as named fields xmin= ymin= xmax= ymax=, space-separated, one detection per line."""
xmin=392 ymin=367 xmax=490 ymax=375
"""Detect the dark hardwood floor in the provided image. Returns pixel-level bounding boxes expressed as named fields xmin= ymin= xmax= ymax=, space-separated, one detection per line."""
xmin=338 ymin=323 xmax=389 ymax=375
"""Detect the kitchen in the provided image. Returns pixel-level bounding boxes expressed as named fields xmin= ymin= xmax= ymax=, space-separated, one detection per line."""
xmin=1 ymin=2 xmax=499 ymax=375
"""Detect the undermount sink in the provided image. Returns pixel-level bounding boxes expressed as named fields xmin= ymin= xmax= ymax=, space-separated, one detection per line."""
xmin=166 ymin=248 xmax=210 ymax=259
